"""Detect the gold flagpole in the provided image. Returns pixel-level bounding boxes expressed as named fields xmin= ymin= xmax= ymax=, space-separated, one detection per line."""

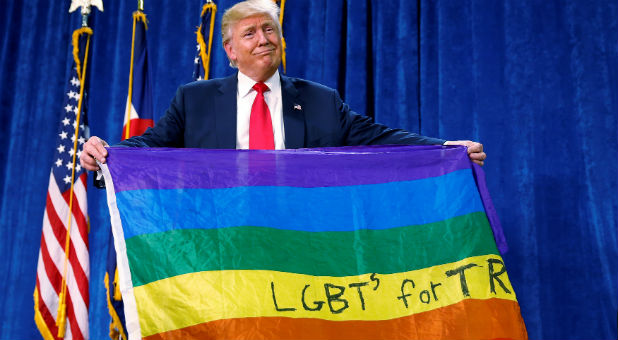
xmin=196 ymin=0 xmax=217 ymax=80
xmin=124 ymin=0 xmax=147 ymax=140
xmin=56 ymin=1 xmax=103 ymax=337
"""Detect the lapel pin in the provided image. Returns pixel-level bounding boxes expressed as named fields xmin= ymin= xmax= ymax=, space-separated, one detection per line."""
xmin=294 ymin=104 xmax=302 ymax=111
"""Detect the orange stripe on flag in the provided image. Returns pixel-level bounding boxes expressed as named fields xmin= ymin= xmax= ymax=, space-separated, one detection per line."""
xmin=144 ymin=298 xmax=527 ymax=340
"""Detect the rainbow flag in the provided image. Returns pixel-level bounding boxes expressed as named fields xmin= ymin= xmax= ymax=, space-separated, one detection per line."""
xmin=100 ymin=145 xmax=527 ymax=340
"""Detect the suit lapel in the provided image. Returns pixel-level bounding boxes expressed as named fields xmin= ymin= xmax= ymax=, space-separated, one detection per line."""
xmin=215 ymin=74 xmax=238 ymax=148
xmin=281 ymin=75 xmax=305 ymax=149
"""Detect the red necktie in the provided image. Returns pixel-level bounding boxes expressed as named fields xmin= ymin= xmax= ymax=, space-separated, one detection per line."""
xmin=249 ymin=82 xmax=275 ymax=149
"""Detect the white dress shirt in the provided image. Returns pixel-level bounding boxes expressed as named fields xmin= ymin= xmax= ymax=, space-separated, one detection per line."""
xmin=236 ymin=70 xmax=285 ymax=149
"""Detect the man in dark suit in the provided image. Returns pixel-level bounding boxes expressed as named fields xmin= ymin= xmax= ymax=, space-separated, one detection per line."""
xmin=80 ymin=0 xmax=485 ymax=171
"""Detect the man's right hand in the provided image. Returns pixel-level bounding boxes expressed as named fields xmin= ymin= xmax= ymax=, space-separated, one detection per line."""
xmin=80 ymin=136 xmax=109 ymax=171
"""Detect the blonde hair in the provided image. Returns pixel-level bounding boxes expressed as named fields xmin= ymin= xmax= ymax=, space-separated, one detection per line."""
xmin=221 ymin=0 xmax=282 ymax=67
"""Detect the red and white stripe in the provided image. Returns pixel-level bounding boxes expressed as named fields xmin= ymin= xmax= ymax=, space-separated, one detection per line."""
xmin=35 ymin=171 xmax=89 ymax=340
xmin=122 ymin=96 xmax=154 ymax=140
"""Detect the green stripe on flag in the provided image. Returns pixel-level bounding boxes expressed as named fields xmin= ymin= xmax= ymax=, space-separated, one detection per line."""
xmin=127 ymin=212 xmax=498 ymax=286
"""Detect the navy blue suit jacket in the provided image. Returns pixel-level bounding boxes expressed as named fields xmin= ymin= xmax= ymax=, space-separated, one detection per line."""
xmin=119 ymin=74 xmax=445 ymax=148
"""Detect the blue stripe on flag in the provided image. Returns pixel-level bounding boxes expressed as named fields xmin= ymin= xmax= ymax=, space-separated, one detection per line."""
xmin=117 ymin=169 xmax=484 ymax=239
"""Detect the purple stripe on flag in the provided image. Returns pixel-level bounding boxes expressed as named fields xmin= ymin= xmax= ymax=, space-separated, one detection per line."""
xmin=105 ymin=145 xmax=472 ymax=192
xmin=472 ymin=162 xmax=508 ymax=254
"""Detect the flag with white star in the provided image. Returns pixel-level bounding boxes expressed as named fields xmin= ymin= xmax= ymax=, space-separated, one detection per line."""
xmin=51 ymin=59 xmax=90 ymax=195
xmin=35 ymin=27 xmax=91 ymax=340
xmin=192 ymin=1 xmax=217 ymax=81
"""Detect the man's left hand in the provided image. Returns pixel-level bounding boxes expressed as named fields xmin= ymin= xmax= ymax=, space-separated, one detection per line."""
xmin=444 ymin=140 xmax=486 ymax=166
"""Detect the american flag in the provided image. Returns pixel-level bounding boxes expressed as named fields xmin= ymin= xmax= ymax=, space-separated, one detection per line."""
xmin=192 ymin=1 xmax=217 ymax=81
xmin=34 ymin=27 xmax=91 ymax=340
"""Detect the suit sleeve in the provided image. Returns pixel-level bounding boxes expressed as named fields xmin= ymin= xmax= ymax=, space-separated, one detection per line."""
xmin=116 ymin=87 xmax=186 ymax=147
xmin=334 ymin=90 xmax=446 ymax=146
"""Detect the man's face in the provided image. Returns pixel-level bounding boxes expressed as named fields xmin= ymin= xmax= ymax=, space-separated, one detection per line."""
xmin=223 ymin=14 xmax=282 ymax=82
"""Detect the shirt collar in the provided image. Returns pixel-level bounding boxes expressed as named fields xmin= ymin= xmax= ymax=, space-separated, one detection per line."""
xmin=237 ymin=69 xmax=280 ymax=98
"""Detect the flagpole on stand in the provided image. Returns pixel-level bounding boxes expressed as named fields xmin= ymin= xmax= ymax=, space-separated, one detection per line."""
xmin=57 ymin=2 xmax=102 ymax=338
xmin=276 ymin=0 xmax=286 ymax=73
xmin=124 ymin=0 xmax=148 ymax=140
xmin=56 ymin=11 xmax=90 ymax=339
xmin=196 ymin=0 xmax=217 ymax=80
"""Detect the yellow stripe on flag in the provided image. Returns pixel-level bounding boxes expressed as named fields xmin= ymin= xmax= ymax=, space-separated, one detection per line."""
xmin=134 ymin=254 xmax=517 ymax=337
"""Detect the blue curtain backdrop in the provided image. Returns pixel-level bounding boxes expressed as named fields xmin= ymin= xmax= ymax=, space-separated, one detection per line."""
xmin=1 ymin=0 xmax=616 ymax=339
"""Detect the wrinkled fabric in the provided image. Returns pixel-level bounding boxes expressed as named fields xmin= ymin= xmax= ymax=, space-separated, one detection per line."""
xmin=102 ymin=146 xmax=526 ymax=340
